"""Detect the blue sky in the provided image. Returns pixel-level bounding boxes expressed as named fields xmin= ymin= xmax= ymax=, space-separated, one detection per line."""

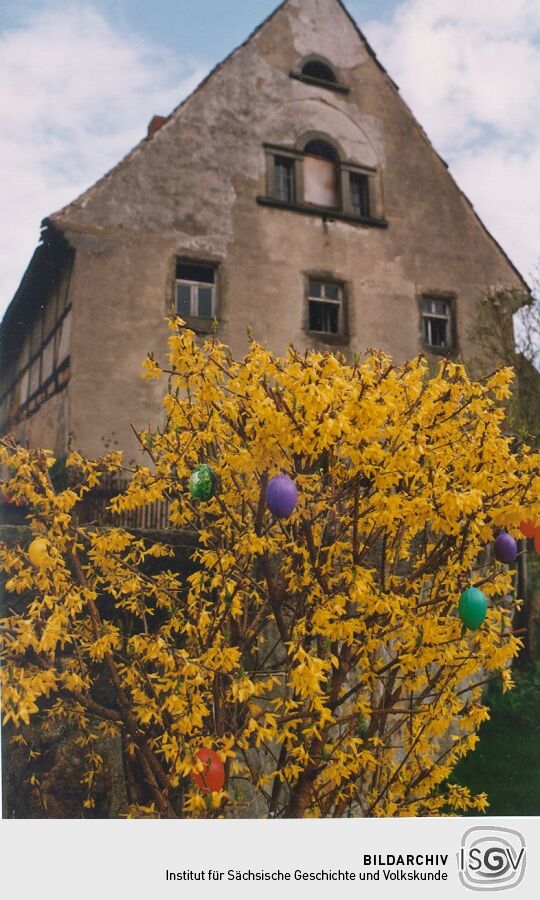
xmin=0 ymin=0 xmax=399 ymax=62
xmin=1 ymin=0 xmax=539 ymax=316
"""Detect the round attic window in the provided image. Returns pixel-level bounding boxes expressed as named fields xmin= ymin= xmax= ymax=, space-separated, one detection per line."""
xmin=301 ymin=59 xmax=337 ymax=83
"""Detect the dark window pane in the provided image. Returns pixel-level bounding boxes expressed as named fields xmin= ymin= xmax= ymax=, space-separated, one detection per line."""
xmin=273 ymin=156 xmax=295 ymax=203
xmin=308 ymin=280 xmax=322 ymax=298
xmin=176 ymin=262 xmax=215 ymax=284
xmin=176 ymin=283 xmax=191 ymax=316
xmin=304 ymin=139 xmax=338 ymax=162
xmin=424 ymin=317 xmax=448 ymax=348
xmin=324 ymin=284 xmax=339 ymax=300
xmin=432 ymin=319 xmax=448 ymax=346
xmin=423 ymin=297 xmax=450 ymax=318
xmin=350 ymin=173 xmax=370 ymax=217
xmin=301 ymin=60 xmax=337 ymax=83
xmin=309 ymin=300 xmax=339 ymax=334
xmin=197 ymin=286 xmax=213 ymax=318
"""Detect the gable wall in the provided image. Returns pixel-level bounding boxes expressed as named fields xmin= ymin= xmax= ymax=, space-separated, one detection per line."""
xmin=38 ymin=0 xmax=524 ymax=457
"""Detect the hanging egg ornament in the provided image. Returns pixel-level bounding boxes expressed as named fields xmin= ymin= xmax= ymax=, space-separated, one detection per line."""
xmin=520 ymin=520 xmax=538 ymax=539
xmin=265 ymin=474 xmax=298 ymax=519
xmin=188 ymin=464 xmax=216 ymax=502
xmin=494 ymin=532 xmax=518 ymax=564
xmin=28 ymin=538 xmax=48 ymax=569
xmin=191 ymin=748 xmax=225 ymax=793
xmin=459 ymin=587 xmax=488 ymax=631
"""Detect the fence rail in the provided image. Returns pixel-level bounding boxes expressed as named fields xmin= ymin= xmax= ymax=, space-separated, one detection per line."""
xmin=79 ymin=478 xmax=172 ymax=530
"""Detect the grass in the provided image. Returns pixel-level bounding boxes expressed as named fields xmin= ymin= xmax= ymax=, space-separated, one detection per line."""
xmin=450 ymin=662 xmax=540 ymax=816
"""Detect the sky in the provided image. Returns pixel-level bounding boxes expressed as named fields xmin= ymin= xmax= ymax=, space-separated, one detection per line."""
xmin=0 ymin=0 xmax=539 ymax=318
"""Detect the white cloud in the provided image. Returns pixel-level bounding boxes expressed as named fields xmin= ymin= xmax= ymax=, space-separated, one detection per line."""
xmin=359 ymin=0 xmax=540 ymax=283
xmin=2 ymin=0 xmax=539 ymax=323
xmin=0 ymin=5 xmax=207 ymax=315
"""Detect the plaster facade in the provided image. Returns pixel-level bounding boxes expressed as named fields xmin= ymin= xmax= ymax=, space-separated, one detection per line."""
xmin=0 ymin=0 xmax=527 ymax=461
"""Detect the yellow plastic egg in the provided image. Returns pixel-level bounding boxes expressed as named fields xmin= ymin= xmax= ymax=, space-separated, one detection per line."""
xmin=28 ymin=538 xmax=48 ymax=569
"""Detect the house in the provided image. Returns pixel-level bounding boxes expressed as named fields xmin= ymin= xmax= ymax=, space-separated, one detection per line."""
xmin=0 ymin=0 xmax=528 ymax=463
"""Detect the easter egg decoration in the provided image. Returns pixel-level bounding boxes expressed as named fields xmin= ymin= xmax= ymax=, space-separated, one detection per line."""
xmin=265 ymin=474 xmax=298 ymax=519
xmin=520 ymin=520 xmax=538 ymax=539
xmin=191 ymin=748 xmax=225 ymax=793
xmin=188 ymin=464 xmax=216 ymax=502
xmin=458 ymin=587 xmax=488 ymax=631
xmin=493 ymin=532 xmax=518 ymax=564
xmin=28 ymin=538 xmax=48 ymax=569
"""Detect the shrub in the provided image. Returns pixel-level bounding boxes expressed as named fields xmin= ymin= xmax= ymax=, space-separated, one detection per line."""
xmin=1 ymin=319 xmax=539 ymax=817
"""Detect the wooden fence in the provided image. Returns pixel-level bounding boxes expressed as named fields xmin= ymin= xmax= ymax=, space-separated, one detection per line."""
xmin=79 ymin=478 xmax=172 ymax=530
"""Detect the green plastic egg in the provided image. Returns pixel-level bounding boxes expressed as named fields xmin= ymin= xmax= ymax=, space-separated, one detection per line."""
xmin=458 ymin=587 xmax=488 ymax=631
xmin=188 ymin=464 xmax=216 ymax=501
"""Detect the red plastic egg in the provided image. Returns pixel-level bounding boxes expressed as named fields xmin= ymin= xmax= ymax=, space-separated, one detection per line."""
xmin=191 ymin=747 xmax=225 ymax=793
xmin=520 ymin=520 xmax=538 ymax=539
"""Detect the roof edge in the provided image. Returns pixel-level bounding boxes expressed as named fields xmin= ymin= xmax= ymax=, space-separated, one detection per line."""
xmin=50 ymin=0 xmax=290 ymax=223
xmin=0 ymin=220 xmax=71 ymax=346
xmin=7 ymin=0 xmax=531 ymax=326
xmin=335 ymin=0 xmax=529 ymax=293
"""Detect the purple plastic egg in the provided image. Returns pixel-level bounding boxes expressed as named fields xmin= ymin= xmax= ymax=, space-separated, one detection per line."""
xmin=265 ymin=474 xmax=298 ymax=519
xmin=494 ymin=532 xmax=518 ymax=564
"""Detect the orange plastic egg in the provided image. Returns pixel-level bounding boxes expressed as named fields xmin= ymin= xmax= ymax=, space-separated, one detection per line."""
xmin=191 ymin=747 xmax=225 ymax=793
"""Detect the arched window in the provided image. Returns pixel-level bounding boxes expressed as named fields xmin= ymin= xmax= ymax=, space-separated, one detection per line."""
xmin=303 ymin=138 xmax=339 ymax=208
xmin=301 ymin=59 xmax=337 ymax=84
xmin=261 ymin=138 xmax=382 ymax=225
xmin=303 ymin=139 xmax=338 ymax=162
xmin=290 ymin=57 xmax=348 ymax=93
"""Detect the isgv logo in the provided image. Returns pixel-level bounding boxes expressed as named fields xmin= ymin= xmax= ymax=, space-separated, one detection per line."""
xmin=458 ymin=826 xmax=526 ymax=891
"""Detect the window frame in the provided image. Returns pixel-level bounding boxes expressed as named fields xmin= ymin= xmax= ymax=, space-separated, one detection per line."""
xmin=304 ymin=275 xmax=349 ymax=344
xmin=347 ymin=170 xmax=371 ymax=219
xmin=419 ymin=293 xmax=457 ymax=355
xmin=174 ymin=259 xmax=219 ymax=332
xmin=261 ymin=142 xmax=385 ymax=229
xmin=272 ymin=154 xmax=296 ymax=204
xmin=289 ymin=55 xmax=349 ymax=95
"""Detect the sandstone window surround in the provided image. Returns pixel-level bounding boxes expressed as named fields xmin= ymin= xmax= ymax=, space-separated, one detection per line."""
xmin=306 ymin=277 xmax=346 ymax=339
xmin=289 ymin=55 xmax=350 ymax=95
xmin=259 ymin=138 xmax=387 ymax=227
xmin=420 ymin=292 xmax=457 ymax=354
xmin=175 ymin=260 xmax=218 ymax=334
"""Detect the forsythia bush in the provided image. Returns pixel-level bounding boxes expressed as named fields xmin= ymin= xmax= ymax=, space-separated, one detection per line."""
xmin=1 ymin=318 xmax=540 ymax=818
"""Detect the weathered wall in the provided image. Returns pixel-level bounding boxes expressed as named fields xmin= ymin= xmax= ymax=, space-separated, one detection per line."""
xmin=2 ymin=249 xmax=73 ymax=457
xmin=64 ymin=229 xmax=171 ymax=462
xmin=12 ymin=0 xmax=526 ymax=458
xmin=10 ymin=386 xmax=70 ymax=459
